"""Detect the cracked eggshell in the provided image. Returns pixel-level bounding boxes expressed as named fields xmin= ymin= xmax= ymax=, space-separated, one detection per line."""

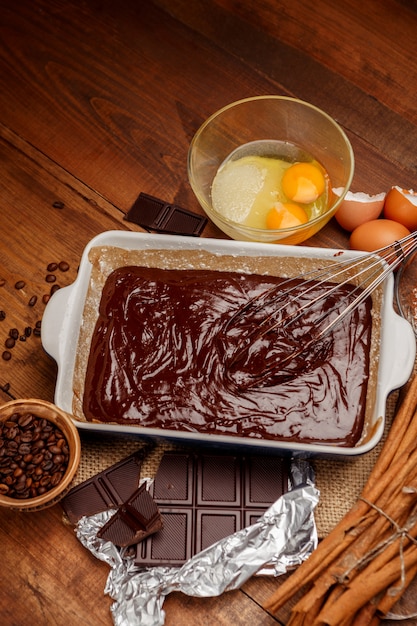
xmin=333 ymin=188 xmax=386 ymax=232
xmin=384 ymin=186 xmax=417 ymax=231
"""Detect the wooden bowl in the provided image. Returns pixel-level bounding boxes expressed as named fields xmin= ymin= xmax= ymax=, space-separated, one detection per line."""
xmin=0 ymin=399 xmax=81 ymax=511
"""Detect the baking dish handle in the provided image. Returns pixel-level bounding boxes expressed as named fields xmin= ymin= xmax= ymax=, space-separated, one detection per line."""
xmin=389 ymin=315 xmax=416 ymax=390
xmin=41 ymin=284 xmax=74 ymax=362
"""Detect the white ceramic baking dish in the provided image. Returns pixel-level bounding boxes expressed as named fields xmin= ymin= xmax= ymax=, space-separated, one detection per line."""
xmin=41 ymin=231 xmax=415 ymax=458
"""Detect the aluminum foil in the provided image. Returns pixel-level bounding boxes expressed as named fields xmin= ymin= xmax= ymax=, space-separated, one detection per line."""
xmin=75 ymin=459 xmax=318 ymax=626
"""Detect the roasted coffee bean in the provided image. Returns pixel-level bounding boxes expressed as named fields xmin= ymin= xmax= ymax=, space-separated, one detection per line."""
xmin=47 ymin=262 xmax=58 ymax=272
xmin=40 ymin=475 xmax=50 ymax=488
xmin=5 ymin=427 xmax=19 ymax=440
xmin=32 ymin=439 xmax=45 ymax=451
xmin=5 ymin=338 xmax=15 ymax=349
xmin=14 ymin=480 xmax=27 ymax=493
xmin=50 ymin=284 xmax=60 ymax=295
xmin=51 ymin=472 xmax=63 ymax=487
xmin=2 ymin=351 xmax=11 ymax=361
xmin=52 ymin=201 xmax=65 ymax=209
xmin=0 ymin=279 xmax=5 ymax=287
xmin=18 ymin=443 xmax=31 ymax=455
xmin=58 ymin=261 xmax=69 ymax=272
xmin=19 ymin=335 xmax=26 ymax=342
xmin=45 ymin=274 xmax=56 ymax=283
xmin=28 ymin=295 xmax=38 ymax=307
xmin=14 ymin=280 xmax=25 ymax=290
xmin=25 ymin=326 xmax=32 ymax=337
xmin=0 ymin=411 xmax=69 ymax=500
xmin=9 ymin=329 xmax=19 ymax=340
xmin=0 ymin=311 xmax=5 ymax=321
xmin=48 ymin=444 xmax=62 ymax=455
xmin=32 ymin=453 xmax=44 ymax=466
xmin=18 ymin=413 xmax=33 ymax=428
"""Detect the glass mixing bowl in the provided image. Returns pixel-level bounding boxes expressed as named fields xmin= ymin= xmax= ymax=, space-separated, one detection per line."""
xmin=188 ymin=95 xmax=354 ymax=245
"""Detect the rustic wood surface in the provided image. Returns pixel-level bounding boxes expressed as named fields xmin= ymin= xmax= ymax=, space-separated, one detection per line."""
xmin=1 ymin=0 xmax=417 ymax=624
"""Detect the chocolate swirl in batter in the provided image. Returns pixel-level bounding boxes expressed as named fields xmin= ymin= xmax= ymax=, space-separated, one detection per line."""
xmin=83 ymin=266 xmax=372 ymax=446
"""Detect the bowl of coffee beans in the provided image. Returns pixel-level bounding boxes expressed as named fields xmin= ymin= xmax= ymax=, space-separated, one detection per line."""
xmin=0 ymin=399 xmax=81 ymax=511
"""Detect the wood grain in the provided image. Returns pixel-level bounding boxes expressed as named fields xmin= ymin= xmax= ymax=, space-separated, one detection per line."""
xmin=1 ymin=0 xmax=417 ymax=623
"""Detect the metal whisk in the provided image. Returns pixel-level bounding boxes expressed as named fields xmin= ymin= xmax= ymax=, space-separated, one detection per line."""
xmin=221 ymin=232 xmax=417 ymax=389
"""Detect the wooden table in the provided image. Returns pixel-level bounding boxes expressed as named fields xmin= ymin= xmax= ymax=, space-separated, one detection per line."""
xmin=1 ymin=1 xmax=417 ymax=623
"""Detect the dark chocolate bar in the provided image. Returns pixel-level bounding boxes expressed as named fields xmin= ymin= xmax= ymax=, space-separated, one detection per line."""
xmin=134 ymin=451 xmax=289 ymax=567
xmin=61 ymin=449 xmax=149 ymax=524
xmin=97 ymin=483 xmax=163 ymax=547
xmin=124 ymin=192 xmax=207 ymax=236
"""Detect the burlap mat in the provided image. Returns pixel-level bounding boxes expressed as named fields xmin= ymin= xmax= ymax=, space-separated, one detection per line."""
xmin=73 ymin=387 xmax=402 ymax=539
xmin=313 ymin=390 xmax=399 ymax=537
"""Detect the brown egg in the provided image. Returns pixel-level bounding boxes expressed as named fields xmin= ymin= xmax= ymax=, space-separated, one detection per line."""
xmin=349 ymin=219 xmax=410 ymax=252
xmin=383 ymin=186 xmax=417 ymax=231
xmin=333 ymin=189 xmax=385 ymax=232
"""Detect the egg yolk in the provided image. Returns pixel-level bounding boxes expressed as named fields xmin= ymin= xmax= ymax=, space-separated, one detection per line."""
xmin=266 ymin=203 xmax=309 ymax=229
xmin=282 ymin=162 xmax=326 ymax=204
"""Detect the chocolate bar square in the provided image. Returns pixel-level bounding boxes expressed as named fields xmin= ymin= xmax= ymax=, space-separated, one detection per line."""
xmin=135 ymin=451 xmax=289 ymax=567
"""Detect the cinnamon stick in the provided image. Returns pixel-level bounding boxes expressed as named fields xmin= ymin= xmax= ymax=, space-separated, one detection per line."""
xmin=314 ymin=545 xmax=417 ymax=625
xmin=264 ymin=372 xmax=417 ymax=621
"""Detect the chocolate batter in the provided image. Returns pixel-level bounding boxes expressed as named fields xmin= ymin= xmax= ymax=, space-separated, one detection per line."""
xmin=82 ymin=266 xmax=372 ymax=446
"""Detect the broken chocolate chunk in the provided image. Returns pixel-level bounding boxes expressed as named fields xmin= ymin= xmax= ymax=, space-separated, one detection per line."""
xmin=125 ymin=192 xmax=207 ymax=236
xmin=61 ymin=448 xmax=152 ymax=524
xmin=97 ymin=482 xmax=163 ymax=547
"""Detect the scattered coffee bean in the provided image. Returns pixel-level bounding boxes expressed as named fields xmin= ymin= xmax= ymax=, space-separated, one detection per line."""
xmin=25 ymin=327 xmax=32 ymax=337
xmin=0 ymin=279 xmax=5 ymax=287
xmin=9 ymin=329 xmax=19 ymax=340
xmin=28 ymin=295 xmax=37 ymax=307
xmin=35 ymin=321 xmax=41 ymax=328
xmin=14 ymin=281 xmax=25 ymax=290
xmin=0 ymin=311 xmax=5 ymax=321
xmin=19 ymin=336 xmax=26 ymax=342
xmin=42 ymin=294 xmax=50 ymax=305
xmin=5 ymin=338 xmax=15 ymax=349
xmin=50 ymin=284 xmax=60 ymax=296
xmin=45 ymin=274 xmax=56 ymax=283
xmin=0 ymin=412 xmax=69 ymax=499
xmin=58 ymin=261 xmax=69 ymax=272
xmin=2 ymin=351 xmax=11 ymax=361
xmin=47 ymin=262 xmax=58 ymax=272
xmin=52 ymin=201 xmax=65 ymax=209
xmin=33 ymin=327 xmax=41 ymax=337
